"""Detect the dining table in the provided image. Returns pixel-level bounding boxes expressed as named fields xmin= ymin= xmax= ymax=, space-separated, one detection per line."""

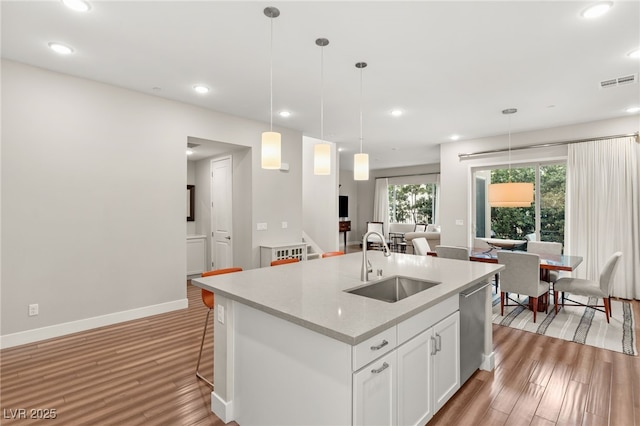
xmin=430 ymin=246 xmax=584 ymax=311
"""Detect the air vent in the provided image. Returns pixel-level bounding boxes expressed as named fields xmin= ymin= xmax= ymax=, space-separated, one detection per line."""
xmin=187 ymin=142 xmax=200 ymax=148
xmin=600 ymin=73 xmax=637 ymax=89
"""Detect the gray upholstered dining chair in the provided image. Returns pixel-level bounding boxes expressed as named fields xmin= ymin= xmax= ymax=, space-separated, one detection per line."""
xmin=435 ymin=245 xmax=469 ymax=260
xmin=497 ymin=251 xmax=550 ymax=323
xmin=553 ymin=251 xmax=622 ymax=323
xmin=527 ymin=241 xmax=563 ymax=283
xmin=412 ymin=237 xmax=431 ymax=256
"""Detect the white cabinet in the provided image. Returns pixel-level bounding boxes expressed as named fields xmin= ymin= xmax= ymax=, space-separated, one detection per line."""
xmin=260 ymin=243 xmax=307 ymax=267
xmin=187 ymin=235 xmax=207 ymax=275
xmin=397 ymin=330 xmax=432 ymax=426
xmin=432 ymin=312 xmax=460 ymax=412
xmin=354 ymin=309 xmax=460 ymax=426
xmin=353 ymin=351 xmax=397 ymax=426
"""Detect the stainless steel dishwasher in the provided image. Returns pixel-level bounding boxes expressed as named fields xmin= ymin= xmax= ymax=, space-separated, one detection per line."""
xmin=459 ymin=281 xmax=490 ymax=383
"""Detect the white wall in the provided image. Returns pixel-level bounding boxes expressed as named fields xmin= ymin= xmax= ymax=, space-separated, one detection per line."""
xmin=302 ymin=137 xmax=338 ymax=253
xmin=1 ymin=60 xmax=303 ymax=345
xmin=338 ymin=170 xmax=358 ymax=246
xmin=439 ymin=115 xmax=640 ymax=247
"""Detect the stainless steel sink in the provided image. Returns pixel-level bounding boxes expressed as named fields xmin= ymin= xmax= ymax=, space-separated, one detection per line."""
xmin=345 ymin=276 xmax=441 ymax=303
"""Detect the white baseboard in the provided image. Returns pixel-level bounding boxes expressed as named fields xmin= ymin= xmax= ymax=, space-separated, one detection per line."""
xmin=211 ymin=391 xmax=234 ymax=423
xmin=480 ymin=351 xmax=496 ymax=371
xmin=0 ymin=298 xmax=188 ymax=349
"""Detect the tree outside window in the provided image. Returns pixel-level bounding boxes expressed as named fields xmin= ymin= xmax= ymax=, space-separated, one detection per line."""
xmin=388 ymin=184 xmax=436 ymax=224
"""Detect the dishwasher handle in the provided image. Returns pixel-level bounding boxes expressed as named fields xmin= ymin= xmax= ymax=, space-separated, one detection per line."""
xmin=460 ymin=283 xmax=491 ymax=298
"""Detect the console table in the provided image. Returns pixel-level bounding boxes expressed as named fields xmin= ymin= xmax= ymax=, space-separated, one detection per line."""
xmin=339 ymin=220 xmax=351 ymax=252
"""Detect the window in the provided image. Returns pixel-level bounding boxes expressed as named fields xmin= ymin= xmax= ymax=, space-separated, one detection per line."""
xmin=474 ymin=162 xmax=566 ymax=243
xmin=388 ymin=183 xmax=437 ymax=224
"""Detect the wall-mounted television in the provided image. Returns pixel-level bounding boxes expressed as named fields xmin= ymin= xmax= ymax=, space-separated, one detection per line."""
xmin=339 ymin=195 xmax=348 ymax=218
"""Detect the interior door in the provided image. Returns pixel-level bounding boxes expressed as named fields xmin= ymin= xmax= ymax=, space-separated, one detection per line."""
xmin=211 ymin=156 xmax=233 ymax=269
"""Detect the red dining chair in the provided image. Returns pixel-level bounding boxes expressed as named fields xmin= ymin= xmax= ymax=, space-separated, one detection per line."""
xmin=322 ymin=251 xmax=345 ymax=258
xmin=197 ymin=267 xmax=242 ymax=388
xmin=270 ymin=258 xmax=300 ymax=266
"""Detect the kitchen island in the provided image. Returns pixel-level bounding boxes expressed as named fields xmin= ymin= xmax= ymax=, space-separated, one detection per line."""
xmin=192 ymin=251 xmax=503 ymax=425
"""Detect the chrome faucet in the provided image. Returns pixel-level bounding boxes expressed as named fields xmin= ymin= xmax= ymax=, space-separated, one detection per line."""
xmin=361 ymin=231 xmax=392 ymax=281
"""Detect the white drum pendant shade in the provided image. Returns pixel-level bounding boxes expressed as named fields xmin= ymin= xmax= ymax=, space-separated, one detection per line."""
xmin=354 ymin=153 xmax=369 ymax=181
xmin=488 ymin=182 xmax=534 ymax=207
xmin=314 ymin=143 xmax=331 ymax=175
xmin=261 ymin=131 xmax=281 ymax=169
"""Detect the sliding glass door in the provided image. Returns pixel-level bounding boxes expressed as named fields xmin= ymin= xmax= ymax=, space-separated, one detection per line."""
xmin=473 ymin=162 xmax=566 ymax=244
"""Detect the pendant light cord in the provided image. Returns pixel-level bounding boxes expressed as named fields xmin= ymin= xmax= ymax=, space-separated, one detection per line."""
xmin=508 ymin=113 xmax=512 ymax=181
xmin=359 ymin=66 xmax=363 ymax=153
xmin=320 ymin=45 xmax=324 ymax=142
xmin=269 ymin=15 xmax=274 ymax=132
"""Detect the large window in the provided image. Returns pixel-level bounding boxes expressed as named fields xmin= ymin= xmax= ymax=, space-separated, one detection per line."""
xmin=388 ymin=183 xmax=437 ymax=224
xmin=474 ymin=163 xmax=565 ymax=243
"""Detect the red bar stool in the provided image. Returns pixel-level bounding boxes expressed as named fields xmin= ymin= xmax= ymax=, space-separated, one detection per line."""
xmin=270 ymin=258 xmax=299 ymax=266
xmin=322 ymin=251 xmax=345 ymax=258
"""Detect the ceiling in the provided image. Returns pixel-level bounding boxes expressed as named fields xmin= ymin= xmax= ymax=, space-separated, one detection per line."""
xmin=2 ymin=1 xmax=639 ymax=169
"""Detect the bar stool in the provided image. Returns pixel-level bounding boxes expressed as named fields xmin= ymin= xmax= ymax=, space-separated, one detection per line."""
xmin=322 ymin=251 xmax=345 ymax=258
xmin=196 ymin=267 xmax=242 ymax=388
xmin=270 ymin=258 xmax=299 ymax=266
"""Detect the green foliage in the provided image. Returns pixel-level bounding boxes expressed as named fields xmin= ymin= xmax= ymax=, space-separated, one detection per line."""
xmin=489 ymin=164 xmax=566 ymax=243
xmin=389 ymin=184 xmax=436 ymax=224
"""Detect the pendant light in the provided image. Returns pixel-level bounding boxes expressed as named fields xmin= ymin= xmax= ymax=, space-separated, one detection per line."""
xmin=353 ymin=62 xmax=369 ymax=181
xmin=261 ymin=7 xmax=281 ymax=170
xmin=488 ymin=108 xmax=534 ymax=207
xmin=314 ymin=38 xmax=331 ymax=175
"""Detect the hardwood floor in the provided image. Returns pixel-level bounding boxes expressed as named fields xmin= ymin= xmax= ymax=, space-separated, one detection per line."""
xmin=1 ymin=282 xmax=638 ymax=425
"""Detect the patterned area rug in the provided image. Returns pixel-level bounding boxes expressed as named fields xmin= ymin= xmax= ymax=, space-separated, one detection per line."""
xmin=492 ymin=292 xmax=637 ymax=356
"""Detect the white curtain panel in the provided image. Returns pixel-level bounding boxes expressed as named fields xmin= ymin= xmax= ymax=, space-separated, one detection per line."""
xmin=566 ymin=136 xmax=640 ymax=299
xmin=373 ymin=178 xmax=390 ymax=238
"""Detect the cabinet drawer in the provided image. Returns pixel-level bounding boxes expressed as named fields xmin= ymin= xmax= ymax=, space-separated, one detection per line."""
xmin=353 ymin=326 xmax=397 ymax=371
xmin=397 ymin=295 xmax=459 ymax=345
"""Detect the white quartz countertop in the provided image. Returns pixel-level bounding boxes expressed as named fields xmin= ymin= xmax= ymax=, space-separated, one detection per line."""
xmin=192 ymin=251 xmax=503 ymax=345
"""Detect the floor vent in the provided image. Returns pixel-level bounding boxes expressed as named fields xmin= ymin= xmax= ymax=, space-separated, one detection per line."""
xmin=600 ymin=74 xmax=637 ymax=89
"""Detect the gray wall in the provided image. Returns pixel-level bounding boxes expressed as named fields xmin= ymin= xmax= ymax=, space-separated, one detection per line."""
xmin=1 ymin=60 xmax=302 ymax=342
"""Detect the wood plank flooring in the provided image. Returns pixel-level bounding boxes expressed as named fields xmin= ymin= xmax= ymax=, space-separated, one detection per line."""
xmin=1 ymin=282 xmax=638 ymax=425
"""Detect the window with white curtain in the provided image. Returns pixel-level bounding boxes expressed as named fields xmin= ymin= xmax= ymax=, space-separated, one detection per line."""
xmin=387 ymin=174 xmax=439 ymax=225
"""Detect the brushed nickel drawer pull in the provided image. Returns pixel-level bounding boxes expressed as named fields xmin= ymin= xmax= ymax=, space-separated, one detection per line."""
xmin=371 ymin=362 xmax=389 ymax=374
xmin=370 ymin=340 xmax=389 ymax=351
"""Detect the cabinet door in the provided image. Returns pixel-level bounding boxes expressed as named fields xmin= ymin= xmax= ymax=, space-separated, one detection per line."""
xmin=397 ymin=330 xmax=432 ymax=426
xmin=353 ymin=351 xmax=397 ymax=426
xmin=432 ymin=311 xmax=460 ymax=412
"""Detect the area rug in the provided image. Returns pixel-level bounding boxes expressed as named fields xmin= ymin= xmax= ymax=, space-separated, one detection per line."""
xmin=491 ymin=292 xmax=638 ymax=356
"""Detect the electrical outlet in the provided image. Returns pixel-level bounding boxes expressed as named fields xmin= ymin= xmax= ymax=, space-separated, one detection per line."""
xmin=455 ymin=219 xmax=464 ymax=226
xmin=257 ymin=222 xmax=267 ymax=231
xmin=281 ymin=221 xmax=288 ymax=229
xmin=28 ymin=304 xmax=39 ymax=316
xmin=217 ymin=304 xmax=225 ymax=324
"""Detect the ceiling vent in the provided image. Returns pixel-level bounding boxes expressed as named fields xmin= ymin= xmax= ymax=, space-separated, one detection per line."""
xmin=187 ymin=142 xmax=200 ymax=148
xmin=600 ymin=73 xmax=637 ymax=89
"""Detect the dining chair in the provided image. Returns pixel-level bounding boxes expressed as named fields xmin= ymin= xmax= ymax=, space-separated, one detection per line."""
xmin=365 ymin=221 xmax=391 ymax=250
xmin=553 ymin=251 xmax=622 ymax=323
xmin=322 ymin=251 xmax=345 ymax=258
xmin=270 ymin=258 xmax=300 ymax=266
xmin=527 ymin=241 xmax=563 ymax=283
xmin=497 ymin=251 xmax=550 ymax=323
xmin=435 ymin=245 xmax=469 ymax=260
xmin=412 ymin=237 xmax=431 ymax=256
xmin=197 ymin=267 xmax=243 ymax=388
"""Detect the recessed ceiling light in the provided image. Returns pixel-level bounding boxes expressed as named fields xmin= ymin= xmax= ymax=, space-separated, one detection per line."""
xmin=186 ymin=149 xmax=194 ymax=156
xmin=581 ymin=1 xmax=613 ymax=19
xmin=338 ymin=147 xmax=345 ymax=152
xmin=62 ymin=0 xmax=91 ymax=12
xmin=279 ymin=111 xmax=291 ymax=118
xmin=390 ymin=109 xmax=403 ymax=117
xmin=48 ymin=42 xmax=74 ymax=55
xmin=626 ymin=106 xmax=640 ymax=113
xmin=193 ymin=85 xmax=209 ymax=94
xmin=628 ymin=48 xmax=640 ymax=59
xmin=450 ymin=134 xmax=460 ymax=141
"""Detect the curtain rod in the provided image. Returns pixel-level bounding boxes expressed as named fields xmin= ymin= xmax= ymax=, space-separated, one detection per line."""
xmin=458 ymin=132 xmax=639 ymax=160
xmin=375 ymin=172 xmax=440 ymax=179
